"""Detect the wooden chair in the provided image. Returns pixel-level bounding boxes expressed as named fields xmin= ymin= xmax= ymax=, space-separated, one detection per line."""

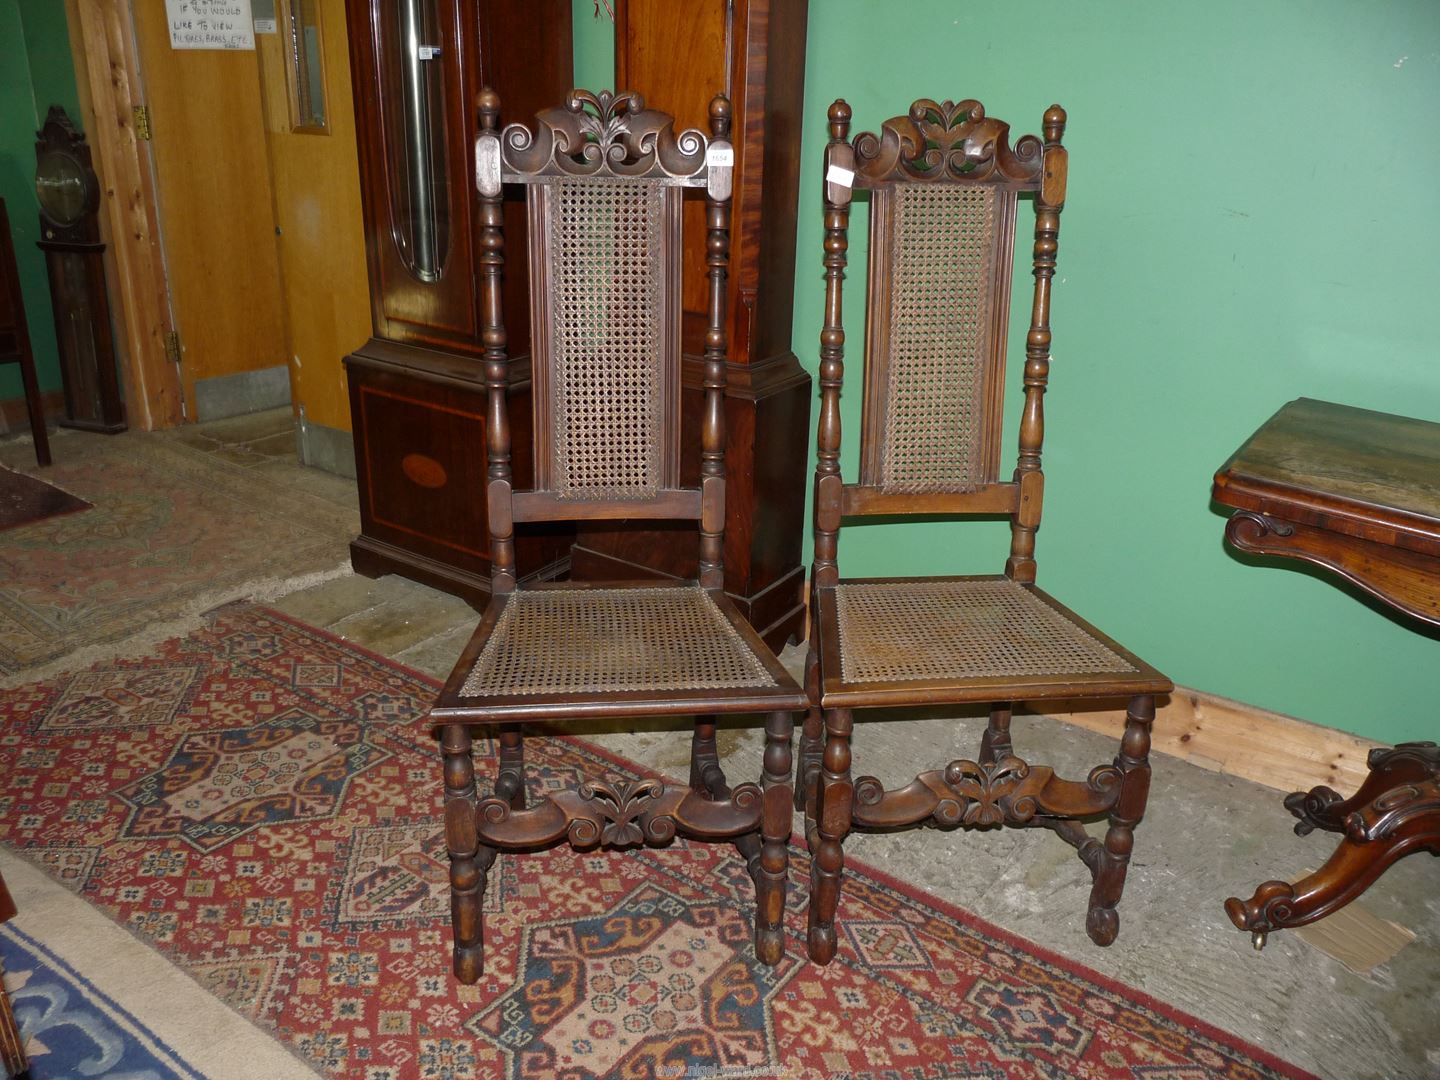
xmin=429 ymin=89 xmax=807 ymax=983
xmin=0 ymin=870 xmax=26 ymax=1080
xmin=0 ymin=200 xmax=51 ymax=468
xmin=797 ymin=98 xmax=1173 ymax=963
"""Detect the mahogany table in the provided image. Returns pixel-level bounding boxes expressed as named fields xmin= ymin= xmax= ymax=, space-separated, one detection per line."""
xmin=1212 ymin=397 xmax=1440 ymax=949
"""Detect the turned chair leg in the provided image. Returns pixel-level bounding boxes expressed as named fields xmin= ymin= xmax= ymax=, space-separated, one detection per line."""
xmin=442 ymin=723 xmax=490 ymax=982
xmin=795 ymin=649 xmax=824 ymax=814
xmin=980 ymin=703 xmax=1013 ymax=765
xmin=690 ymin=716 xmax=766 ymax=881
xmin=1085 ymin=694 xmax=1154 ymax=946
xmin=690 ymin=716 xmax=727 ymax=797
xmin=754 ymin=710 xmax=794 ymax=964
xmin=808 ymin=707 xmax=853 ymax=964
xmin=494 ymin=723 xmax=525 ymax=810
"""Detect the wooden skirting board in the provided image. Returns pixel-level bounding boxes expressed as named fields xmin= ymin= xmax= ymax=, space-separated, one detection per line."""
xmin=0 ymin=389 xmax=62 ymax=433
xmin=1023 ymin=687 xmax=1381 ymax=798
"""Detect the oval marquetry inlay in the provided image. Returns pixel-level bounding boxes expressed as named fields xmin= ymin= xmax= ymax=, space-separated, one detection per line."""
xmin=402 ymin=453 xmax=447 ymax=489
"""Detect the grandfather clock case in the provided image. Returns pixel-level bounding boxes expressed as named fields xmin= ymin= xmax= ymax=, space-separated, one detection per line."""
xmin=569 ymin=0 xmax=813 ymax=648
xmin=343 ymin=0 xmax=573 ymax=601
xmin=34 ymin=106 xmax=125 ymax=434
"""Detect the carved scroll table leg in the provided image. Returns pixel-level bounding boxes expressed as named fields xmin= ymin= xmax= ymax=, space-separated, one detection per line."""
xmin=1085 ymin=694 xmax=1154 ymax=946
xmin=795 ymin=649 xmax=824 ymax=813
xmin=441 ymin=724 xmax=487 ymax=982
xmin=1226 ymin=743 xmax=1440 ymax=948
xmin=754 ymin=710 xmax=794 ymax=964
xmin=1284 ymin=742 xmax=1439 ymax=836
xmin=808 ymin=707 xmax=854 ymax=964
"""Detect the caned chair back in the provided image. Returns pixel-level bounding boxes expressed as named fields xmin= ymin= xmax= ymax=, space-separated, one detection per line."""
xmin=473 ymin=89 xmax=735 ymax=590
xmin=850 ymin=100 xmax=1046 ymax=494
xmin=813 ymin=98 xmax=1067 ymax=585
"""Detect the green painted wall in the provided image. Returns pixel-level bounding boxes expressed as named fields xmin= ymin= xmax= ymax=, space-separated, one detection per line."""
xmin=571 ymin=0 xmax=615 ymax=93
xmin=0 ymin=0 xmax=81 ymax=403
xmin=577 ymin=4 xmax=1440 ymax=744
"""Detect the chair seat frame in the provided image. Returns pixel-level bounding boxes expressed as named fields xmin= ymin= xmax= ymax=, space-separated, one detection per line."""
xmin=795 ymin=98 xmax=1173 ymax=964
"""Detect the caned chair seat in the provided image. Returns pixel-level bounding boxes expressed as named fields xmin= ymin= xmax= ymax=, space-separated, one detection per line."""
xmin=815 ymin=576 xmax=1169 ymax=707
xmin=434 ymin=584 xmax=806 ymax=721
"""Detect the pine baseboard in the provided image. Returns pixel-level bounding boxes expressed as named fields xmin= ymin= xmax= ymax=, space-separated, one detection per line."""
xmin=1024 ymin=687 xmax=1380 ymax=797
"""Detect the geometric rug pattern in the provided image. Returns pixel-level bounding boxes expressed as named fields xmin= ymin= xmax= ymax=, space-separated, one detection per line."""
xmin=0 ymin=434 xmax=353 ymax=675
xmin=0 ymin=604 xmax=1316 ymax=1079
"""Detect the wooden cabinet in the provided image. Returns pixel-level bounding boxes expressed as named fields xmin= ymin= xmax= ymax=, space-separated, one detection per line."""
xmin=33 ymin=107 xmax=125 ymax=435
xmin=343 ymin=0 xmax=573 ymax=599
xmin=569 ymin=0 xmax=812 ymax=648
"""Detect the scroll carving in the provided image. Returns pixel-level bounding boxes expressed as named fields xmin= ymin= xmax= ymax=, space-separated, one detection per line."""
xmin=476 ymin=774 xmax=762 ymax=852
xmin=1346 ymin=780 xmax=1440 ymax=842
xmin=852 ymin=755 xmax=1121 ymax=831
xmin=852 ymin=99 xmax=1043 ymax=185
xmin=1228 ymin=741 xmax=1440 ymax=946
xmin=500 ymin=89 xmax=709 ymax=182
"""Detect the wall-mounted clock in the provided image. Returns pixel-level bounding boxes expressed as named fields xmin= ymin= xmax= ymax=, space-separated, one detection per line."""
xmin=34 ymin=105 xmax=125 ymax=433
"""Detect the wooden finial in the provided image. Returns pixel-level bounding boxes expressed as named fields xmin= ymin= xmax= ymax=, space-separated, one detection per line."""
xmin=708 ymin=93 xmax=731 ymax=139
xmin=828 ymin=99 xmax=852 ymax=139
xmin=476 ymin=87 xmax=501 ymax=132
xmin=1043 ymin=104 xmax=1066 ymax=144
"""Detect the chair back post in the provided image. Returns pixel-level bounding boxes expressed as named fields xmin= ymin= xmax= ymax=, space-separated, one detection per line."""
xmin=812 ymin=99 xmax=854 ymax=591
xmin=474 ymin=89 xmax=516 ymax=594
xmin=1005 ymin=104 xmax=1068 ymax=583
xmin=698 ymin=94 xmax=734 ymax=590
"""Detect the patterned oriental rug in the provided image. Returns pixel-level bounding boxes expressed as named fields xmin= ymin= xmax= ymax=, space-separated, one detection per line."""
xmin=0 ymin=433 xmax=353 ymax=678
xmin=0 ymin=464 xmax=89 ymax=534
xmin=0 ymin=604 xmax=1315 ymax=1079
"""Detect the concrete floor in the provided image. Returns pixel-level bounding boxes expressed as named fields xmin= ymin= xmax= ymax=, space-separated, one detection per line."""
xmin=12 ymin=409 xmax=1439 ymax=1079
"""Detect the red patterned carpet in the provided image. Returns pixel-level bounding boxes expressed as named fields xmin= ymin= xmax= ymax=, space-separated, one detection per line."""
xmin=0 ymin=604 xmax=1314 ymax=1079
xmin=0 ymin=434 xmax=352 ymax=675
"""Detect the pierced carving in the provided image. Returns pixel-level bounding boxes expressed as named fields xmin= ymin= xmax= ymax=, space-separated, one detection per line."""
xmin=852 ymin=755 xmax=1122 ymax=832
xmin=577 ymin=778 xmax=665 ymax=846
xmin=942 ymin=755 xmax=1030 ymax=826
xmin=852 ymin=99 xmax=1043 ymax=185
xmin=476 ymin=774 xmax=763 ymax=853
xmin=501 ymin=89 xmax=709 ymax=182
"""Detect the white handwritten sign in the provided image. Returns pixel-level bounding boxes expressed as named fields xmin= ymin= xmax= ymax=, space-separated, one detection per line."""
xmin=165 ymin=0 xmax=255 ymax=50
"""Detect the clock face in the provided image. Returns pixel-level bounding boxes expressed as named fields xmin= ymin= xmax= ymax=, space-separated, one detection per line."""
xmin=35 ymin=150 xmax=90 ymax=227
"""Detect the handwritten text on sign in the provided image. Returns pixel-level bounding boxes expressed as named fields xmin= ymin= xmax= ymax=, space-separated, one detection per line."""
xmin=165 ymin=0 xmax=255 ymax=50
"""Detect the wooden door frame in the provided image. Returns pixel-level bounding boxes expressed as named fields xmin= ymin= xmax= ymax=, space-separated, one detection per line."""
xmin=63 ymin=0 xmax=184 ymax=429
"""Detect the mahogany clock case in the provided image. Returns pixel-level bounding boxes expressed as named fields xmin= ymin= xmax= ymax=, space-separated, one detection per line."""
xmin=33 ymin=105 xmax=126 ymax=434
xmin=342 ymin=0 xmax=574 ymax=600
